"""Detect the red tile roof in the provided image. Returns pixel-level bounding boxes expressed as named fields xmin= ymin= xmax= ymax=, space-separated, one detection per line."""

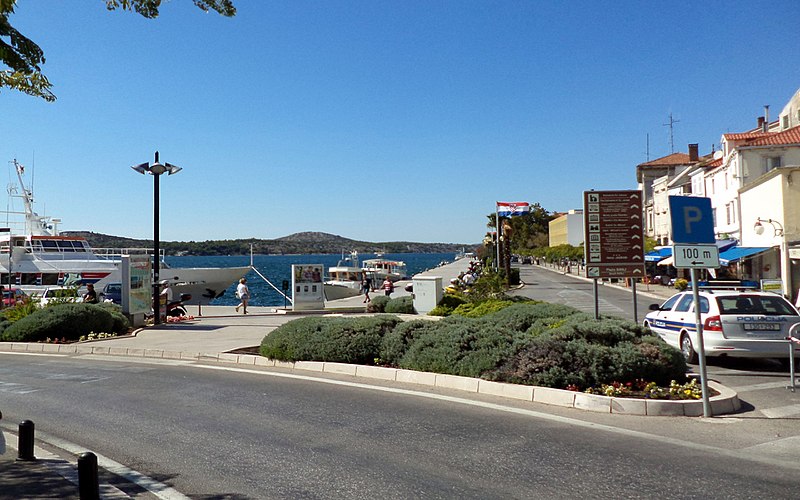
xmin=724 ymin=125 xmax=800 ymax=147
xmin=637 ymin=152 xmax=693 ymax=167
xmin=742 ymin=125 xmax=800 ymax=146
xmin=723 ymin=131 xmax=771 ymax=141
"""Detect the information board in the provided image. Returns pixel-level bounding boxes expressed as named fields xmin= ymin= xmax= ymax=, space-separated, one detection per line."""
xmin=583 ymin=190 xmax=645 ymax=279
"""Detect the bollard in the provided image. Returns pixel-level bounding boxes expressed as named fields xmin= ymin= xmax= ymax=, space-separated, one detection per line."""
xmin=17 ymin=420 xmax=35 ymax=461
xmin=78 ymin=452 xmax=100 ymax=500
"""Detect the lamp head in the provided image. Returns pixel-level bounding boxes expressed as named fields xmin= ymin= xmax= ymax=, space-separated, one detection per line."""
xmin=165 ymin=162 xmax=182 ymax=175
xmin=753 ymin=220 xmax=764 ymax=235
xmin=131 ymin=162 xmax=149 ymax=175
xmin=149 ymin=162 xmax=168 ymax=175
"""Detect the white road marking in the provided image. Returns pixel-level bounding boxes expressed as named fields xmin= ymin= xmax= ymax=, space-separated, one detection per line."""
xmin=0 ymin=351 xmax=68 ymax=357
xmin=729 ymin=381 xmax=795 ymax=392
xmin=0 ymin=381 xmax=40 ymax=394
xmin=194 ymin=363 xmax=800 ymax=470
xmin=759 ymin=404 xmax=800 ymax=419
xmin=3 ymin=432 xmax=130 ymax=498
xmin=1 ymin=425 xmax=190 ymax=500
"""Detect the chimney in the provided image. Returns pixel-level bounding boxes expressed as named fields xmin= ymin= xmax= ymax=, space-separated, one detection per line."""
xmin=688 ymin=143 xmax=699 ymax=162
xmin=757 ymin=116 xmax=765 ymax=130
xmin=764 ymin=105 xmax=770 ymax=131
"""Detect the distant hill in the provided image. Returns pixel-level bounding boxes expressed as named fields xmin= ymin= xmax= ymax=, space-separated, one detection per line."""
xmin=62 ymin=231 xmax=476 ymax=256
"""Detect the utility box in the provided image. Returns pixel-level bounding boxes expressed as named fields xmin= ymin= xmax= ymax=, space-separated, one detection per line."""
xmin=413 ymin=276 xmax=442 ymax=314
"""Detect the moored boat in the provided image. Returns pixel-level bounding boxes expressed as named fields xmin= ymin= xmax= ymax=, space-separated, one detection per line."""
xmin=1 ymin=159 xmax=248 ymax=305
xmin=324 ymin=251 xmax=366 ymax=300
xmin=362 ymin=257 xmax=408 ymax=282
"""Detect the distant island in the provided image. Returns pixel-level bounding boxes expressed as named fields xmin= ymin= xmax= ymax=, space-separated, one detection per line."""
xmin=62 ymin=231 xmax=476 ymax=257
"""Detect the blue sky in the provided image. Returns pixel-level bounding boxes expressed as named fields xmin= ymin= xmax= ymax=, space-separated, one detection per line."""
xmin=2 ymin=1 xmax=799 ymax=244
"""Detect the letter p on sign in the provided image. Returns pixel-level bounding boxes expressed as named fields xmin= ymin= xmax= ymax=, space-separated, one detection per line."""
xmin=669 ymin=196 xmax=715 ymax=244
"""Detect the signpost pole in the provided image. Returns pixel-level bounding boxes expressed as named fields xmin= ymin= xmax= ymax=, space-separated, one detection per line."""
xmin=691 ymin=267 xmax=712 ymax=417
xmin=631 ymin=279 xmax=638 ymax=324
xmin=593 ymin=279 xmax=599 ymax=320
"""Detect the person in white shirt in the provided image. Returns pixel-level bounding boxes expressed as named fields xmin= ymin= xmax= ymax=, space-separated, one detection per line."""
xmin=235 ymin=277 xmax=250 ymax=314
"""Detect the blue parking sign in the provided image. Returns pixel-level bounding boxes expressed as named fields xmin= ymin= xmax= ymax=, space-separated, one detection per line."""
xmin=669 ymin=196 xmax=715 ymax=244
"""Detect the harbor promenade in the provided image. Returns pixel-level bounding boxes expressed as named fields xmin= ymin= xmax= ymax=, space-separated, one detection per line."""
xmin=1 ymin=258 xmax=679 ymax=497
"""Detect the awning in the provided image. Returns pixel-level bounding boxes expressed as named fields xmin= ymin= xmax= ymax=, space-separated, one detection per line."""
xmin=645 ymin=248 xmax=672 ymax=262
xmin=657 ymin=256 xmax=674 ymax=266
xmin=718 ymin=246 xmax=772 ymax=266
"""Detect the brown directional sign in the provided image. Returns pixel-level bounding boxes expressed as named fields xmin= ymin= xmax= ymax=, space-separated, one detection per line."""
xmin=583 ymin=190 xmax=645 ymax=279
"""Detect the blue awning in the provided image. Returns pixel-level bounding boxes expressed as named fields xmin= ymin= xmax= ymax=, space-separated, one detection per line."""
xmin=645 ymin=248 xmax=672 ymax=262
xmin=719 ymin=246 xmax=771 ymax=266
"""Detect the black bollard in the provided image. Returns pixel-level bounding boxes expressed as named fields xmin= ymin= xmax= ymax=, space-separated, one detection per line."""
xmin=17 ymin=420 xmax=35 ymax=461
xmin=78 ymin=452 xmax=100 ymax=500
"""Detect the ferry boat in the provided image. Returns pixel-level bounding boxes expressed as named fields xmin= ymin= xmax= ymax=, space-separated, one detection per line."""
xmin=1 ymin=160 xmax=248 ymax=305
xmin=323 ymin=251 xmax=366 ymax=300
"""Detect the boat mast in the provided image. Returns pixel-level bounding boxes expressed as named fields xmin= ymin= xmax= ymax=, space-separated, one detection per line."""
xmin=12 ymin=159 xmax=53 ymax=237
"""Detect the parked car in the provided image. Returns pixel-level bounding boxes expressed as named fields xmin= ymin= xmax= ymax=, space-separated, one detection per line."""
xmin=2 ymin=287 xmax=27 ymax=307
xmin=643 ymin=289 xmax=800 ymax=363
xmin=99 ymin=282 xmax=122 ymax=304
xmin=37 ymin=286 xmax=80 ymax=306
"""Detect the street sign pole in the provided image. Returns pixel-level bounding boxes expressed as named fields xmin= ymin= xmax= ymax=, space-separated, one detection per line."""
xmin=690 ymin=267 xmax=712 ymax=417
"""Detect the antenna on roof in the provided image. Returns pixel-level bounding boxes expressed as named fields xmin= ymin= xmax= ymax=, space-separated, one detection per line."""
xmin=663 ymin=113 xmax=680 ymax=154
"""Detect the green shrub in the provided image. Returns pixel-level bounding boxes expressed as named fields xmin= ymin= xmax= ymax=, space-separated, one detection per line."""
xmin=396 ymin=316 xmax=520 ymax=377
xmin=674 ymin=278 xmax=688 ymax=291
xmin=477 ymin=302 xmax=576 ymax=333
xmin=260 ymin=315 xmax=403 ymax=363
xmin=96 ymin=302 xmax=130 ymax=333
xmin=0 ymin=303 xmax=126 ymax=343
xmin=451 ymin=299 xmax=515 ymax=318
xmin=366 ymin=295 xmax=390 ymax=313
xmin=384 ymin=296 xmax=415 ymax=314
xmin=489 ymin=317 xmax=686 ymax=388
xmin=428 ymin=305 xmax=452 ymax=317
xmin=1 ymin=299 xmax=39 ymax=324
xmin=468 ymin=271 xmax=506 ymax=300
xmin=379 ymin=319 xmax=441 ymax=366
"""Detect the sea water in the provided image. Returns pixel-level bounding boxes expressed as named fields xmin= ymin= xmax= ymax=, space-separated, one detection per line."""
xmin=165 ymin=253 xmax=457 ymax=307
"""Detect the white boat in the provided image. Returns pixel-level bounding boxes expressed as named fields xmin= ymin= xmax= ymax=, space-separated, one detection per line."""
xmin=362 ymin=257 xmax=408 ymax=282
xmin=1 ymin=160 xmax=249 ymax=305
xmin=323 ymin=251 xmax=366 ymax=300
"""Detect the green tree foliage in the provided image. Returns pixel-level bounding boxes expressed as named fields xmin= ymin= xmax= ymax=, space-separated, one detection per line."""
xmin=1 ymin=0 xmax=236 ymax=101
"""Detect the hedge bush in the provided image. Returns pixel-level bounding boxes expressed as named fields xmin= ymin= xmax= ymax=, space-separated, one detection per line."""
xmin=258 ymin=299 xmax=687 ymax=391
xmin=394 ymin=315 xmax=520 ymax=377
xmin=366 ymin=295 xmax=390 ymax=313
xmin=0 ymin=303 xmax=129 ymax=343
xmin=489 ymin=316 xmax=686 ymax=389
xmin=384 ymin=296 xmax=415 ymax=314
xmin=260 ymin=314 xmax=403 ymax=363
xmin=451 ymin=299 xmax=515 ymax=318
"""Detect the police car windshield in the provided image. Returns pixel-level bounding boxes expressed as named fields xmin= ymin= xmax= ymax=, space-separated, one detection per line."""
xmin=717 ymin=295 xmax=797 ymax=316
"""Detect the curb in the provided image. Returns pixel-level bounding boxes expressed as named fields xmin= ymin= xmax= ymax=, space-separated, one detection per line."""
xmin=0 ymin=342 xmax=741 ymax=417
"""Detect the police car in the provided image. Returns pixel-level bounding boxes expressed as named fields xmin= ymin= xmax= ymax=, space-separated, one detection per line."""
xmin=643 ymin=290 xmax=800 ymax=363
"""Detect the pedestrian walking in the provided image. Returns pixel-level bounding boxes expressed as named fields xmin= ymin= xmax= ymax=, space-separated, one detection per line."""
xmin=382 ymin=277 xmax=394 ymax=296
xmin=362 ymin=275 xmax=371 ymax=303
xmin=235 ymin=277 xmax=250 ymax=314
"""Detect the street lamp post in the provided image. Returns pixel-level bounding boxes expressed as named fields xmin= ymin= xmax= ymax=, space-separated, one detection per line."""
xmin=132 ymin=151 xmax=182 ymax=325
xmin=754 ymin=217 xmax=789 ymax=298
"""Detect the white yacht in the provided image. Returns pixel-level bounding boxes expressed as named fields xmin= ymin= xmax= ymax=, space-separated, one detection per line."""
xmin=362 ymin=257 xmax=409 ymax=282
xmin=324 ymin=251 xmax=367 ymax=300
xmin=1 ymin=160 xmax=248 ymax=305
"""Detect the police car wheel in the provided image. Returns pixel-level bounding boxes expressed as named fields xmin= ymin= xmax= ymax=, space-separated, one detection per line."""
xmin=681 ymin=333 xmax=698 ymax=364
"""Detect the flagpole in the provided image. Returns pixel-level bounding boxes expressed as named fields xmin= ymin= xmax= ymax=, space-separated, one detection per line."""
xmin=495 ymin=203 xmax=501 ymax=271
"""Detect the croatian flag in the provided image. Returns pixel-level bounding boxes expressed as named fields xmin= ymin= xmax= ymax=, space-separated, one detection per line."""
xmin=497 ymin=202 xmax=530 ymax=217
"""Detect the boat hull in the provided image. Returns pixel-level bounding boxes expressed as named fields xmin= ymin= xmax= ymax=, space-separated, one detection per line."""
xmin=324 ymin=282 xmax=363 ymax=300
xmin=165 ymin=266 xmax=251 ymax=305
